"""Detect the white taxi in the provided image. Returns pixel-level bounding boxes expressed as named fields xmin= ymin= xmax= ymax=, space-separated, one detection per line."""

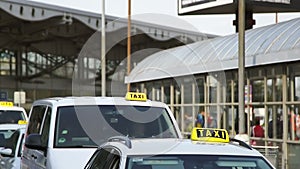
xmin=84 ymin=128 xmax=275 ymax=169
xmin=0 ymin=101 xmax=28 ymax=124
xmin=0 ymin=124 xmax=26 ymax=169
xmin=21 ymin=92 xmax=182 ymax=169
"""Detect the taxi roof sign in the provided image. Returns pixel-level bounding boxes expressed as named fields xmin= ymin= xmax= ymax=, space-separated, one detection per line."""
xmin=125 ymin=92 xmax=147 ymax=101
xmin=0 ymin=101 xmax=13 ymax=107
xmin=191 ymin=127 xmax=229 ymax=143
xmin=18 ymin=120 xmax=28 ymax=125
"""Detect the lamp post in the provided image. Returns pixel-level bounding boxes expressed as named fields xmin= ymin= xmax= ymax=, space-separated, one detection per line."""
xmin=127 ymin=0 xmax=131 ymax=92
xmin=238 ymin=0 xmax=246 ymax=134
xmin=101 ymin=0 xmax=106 ymax=96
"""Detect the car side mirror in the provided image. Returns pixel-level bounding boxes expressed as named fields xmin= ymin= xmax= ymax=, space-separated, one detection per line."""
xmin=0 ymin=148 xmax=12 ymax=155
xmin=25 ymin=134 xmax=46 ymax=151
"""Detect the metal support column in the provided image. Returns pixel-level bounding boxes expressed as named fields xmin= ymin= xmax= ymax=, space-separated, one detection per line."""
xmin=238 ymin=0 xmax=246 ymax=134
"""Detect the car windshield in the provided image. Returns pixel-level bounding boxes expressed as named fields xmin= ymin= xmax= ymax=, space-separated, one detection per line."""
xmin=126 ymin=155 xmax=273 ymax=169
xmin=0 ymin=129 xmax=20 ymax=157
xmin=0 ymin=110 xmax=25 ymax=124
xmin=54 ymin=105 xmax=178 ymax=148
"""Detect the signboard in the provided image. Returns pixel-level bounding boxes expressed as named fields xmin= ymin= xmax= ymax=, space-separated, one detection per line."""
xmin=178 ymin=0 xmax=292 ymax=15
xmin=14 ymin=91 xmax=26 ymax=104
xmin=178 ymin=0 xmax=233 ymax=15
xmin=253 ymin=0 xmax=290 ymax=4
xmin=0 ymin=91 xmax=7 ymax=101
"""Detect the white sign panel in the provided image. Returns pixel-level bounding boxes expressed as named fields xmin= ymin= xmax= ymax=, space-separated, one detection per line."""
xmin=14 ymin=91 xmax=26 ymax=104
xmin=253 ymin=0 xmax=290 ymax=4
xmin=178 ymin=0 xmax=233 ymax=15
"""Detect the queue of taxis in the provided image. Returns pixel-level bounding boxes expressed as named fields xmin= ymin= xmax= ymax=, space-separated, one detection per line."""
xmin=84 ymin=128 xmax=275 ymax=169
xmin=0 ymin=101 xmax=28 ymax=169
xmin=21 ymin=92 xmax=182 ymax=169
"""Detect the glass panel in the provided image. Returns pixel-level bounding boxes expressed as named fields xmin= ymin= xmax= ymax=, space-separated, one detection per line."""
xmin=226 ymin=80 xmax=232 ymax=103
xmin=267 ymin=105 xmax=283 ymax=139
xmin=207 ymin=106 xmax=218 ymax=128
xmin=162 ymin=80 xmax=171 ymax=104
xmin=288 ymin=105 xmax=300 ymax=141
xmin=145 ymin=82 xmax=153 ymax=100
xmin=174 ymin=82 xmax=181 ymax=105
xmin=295 ymin=76 xmax=300 ymax=101
xmin=208 ymin=75 xmax=218 ymax=103
xmin=267 ymin=78 xmax=282 ymax=102
xmin=183 ymin=78 xmax=193 ymax=104
xmin=182 ymin=106 xmax=193 ymax=133
xmin=252 ymin=79 xmax=264 ymax=102
xmin=196 ymin=78 xmax=205 ymax=103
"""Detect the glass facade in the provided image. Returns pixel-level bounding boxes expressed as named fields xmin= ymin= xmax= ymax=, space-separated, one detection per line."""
xmin=133 ymin=63 xmax=300 ymax=168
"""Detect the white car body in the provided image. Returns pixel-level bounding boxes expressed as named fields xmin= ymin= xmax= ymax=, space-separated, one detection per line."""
xmin=21 ymin=95 xmax=182 ymax=169
xmin=0 ymin=105 xmax=28 ymax=124
xmin=0 ymin=124 xmax=26 ymax=169
xmin=85 ymin=137 xmax=276 ymax=169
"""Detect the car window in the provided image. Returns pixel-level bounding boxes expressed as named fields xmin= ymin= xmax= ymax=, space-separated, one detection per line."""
xmin=85 ymin=148 xmax=112 ymax=169
xmin=126 ymin=155 xmax=274 ymax=169
xmin=54 ymin=105 xmax=178 ymax=148
xmin=27 ymin=105 xmax=47 ymax=135
xmin=40 ymin=107 xmax=51 ymax=147
xmin=0 ymin=110 xmax=25 ymax=124
xmin=0 ymin=129 xmax=20 ymax=157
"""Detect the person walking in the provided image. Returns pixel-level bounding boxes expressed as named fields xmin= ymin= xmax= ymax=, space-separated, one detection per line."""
xmin=195 ymin=111 xmax=205 ymax=128
xmin=251 ymin=117 xmax=264 ymax=146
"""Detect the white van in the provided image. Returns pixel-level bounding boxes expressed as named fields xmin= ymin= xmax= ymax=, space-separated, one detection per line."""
xmin=21 ymin=93 xmax=182 ymax=169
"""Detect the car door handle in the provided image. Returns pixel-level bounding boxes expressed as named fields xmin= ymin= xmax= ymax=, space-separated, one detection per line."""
xmin=31 ymin=154 xmax=37 ymax=159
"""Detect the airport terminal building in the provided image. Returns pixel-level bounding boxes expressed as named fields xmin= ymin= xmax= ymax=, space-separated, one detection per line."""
xmin=126 ymin=17 xmax=300 ymax=168
xmin=1 ymin=0 xmax=300 ymax=168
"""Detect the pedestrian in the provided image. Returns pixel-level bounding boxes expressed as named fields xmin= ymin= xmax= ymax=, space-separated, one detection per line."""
xmin=195 ymin=111 xmax=205 ymax=128
xmin=251 ymin=117 xmax=264 ymax=146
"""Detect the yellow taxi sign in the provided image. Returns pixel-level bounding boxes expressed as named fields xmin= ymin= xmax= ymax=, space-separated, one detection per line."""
xmin=0 ymin=101 xmax=13 ymax=107
xmin=125 ymin=92 xmax=147 ymax=101
xmin=18 ymin=120 xmax=28 ymax=125
xmin=191 ymin=127 xmax=230 ymax=143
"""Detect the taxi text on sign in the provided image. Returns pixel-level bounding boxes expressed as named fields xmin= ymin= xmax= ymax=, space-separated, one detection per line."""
xmin=191 ymin=128 xmax=229 ymax=143
xmin=125 ymin=92 xmax=147 ymax=101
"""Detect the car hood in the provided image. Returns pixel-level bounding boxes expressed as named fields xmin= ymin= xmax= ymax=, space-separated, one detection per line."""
xmin=0 ymin=156 xmax=20 ymax=169
xmin=47 ymin=148 xmax=96 ymax=169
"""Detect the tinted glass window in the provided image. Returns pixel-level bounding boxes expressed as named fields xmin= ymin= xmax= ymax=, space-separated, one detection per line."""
xmin=27 ymin=106 xmax=47 ymax=135
xmin=126 ymin=155 xmax=273 ymax=169
xmin=85 ymin=148 xmax=111 ymax=169
xmin=0 ymin=129 xmax=20 ymax=157
xmin=55 ymin=105 xmax=178 ymax=148
xmin=41 ymin=107 xmax=51 ymax=147
xmin=0 ymin=110 xmax=25 ymax=124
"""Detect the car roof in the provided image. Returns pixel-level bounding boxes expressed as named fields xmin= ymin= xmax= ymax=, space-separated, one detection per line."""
xmin=32 ymin=96 xmax=167 ymax=108
xmin=102 ymin=138 xmax=263 ymax=157
xmin=0 ymin=106 xmax=26 ymax=112
xmin=0 ymin=124 xmax=27 ymax=130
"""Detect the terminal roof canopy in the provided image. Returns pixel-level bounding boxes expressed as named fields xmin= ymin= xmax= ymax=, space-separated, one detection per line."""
xmin=0 ymin=0 xmax=215 ymax=81
xmin=126 ymin=17 xmax=300 ymax=83
xmin=0 ymin=0 xmax=212 ymax=57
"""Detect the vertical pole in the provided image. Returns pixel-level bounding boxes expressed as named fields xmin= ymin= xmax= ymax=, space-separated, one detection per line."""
xmin=101 ymin=0 xmax=106 ymax=96
xmin=238 ymin=0 xmax=246 ymax=134
xmin=282 ymin=72 xmax=288 ymax=169
xmin=127 ymin=0 xmax=131 ymax=92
